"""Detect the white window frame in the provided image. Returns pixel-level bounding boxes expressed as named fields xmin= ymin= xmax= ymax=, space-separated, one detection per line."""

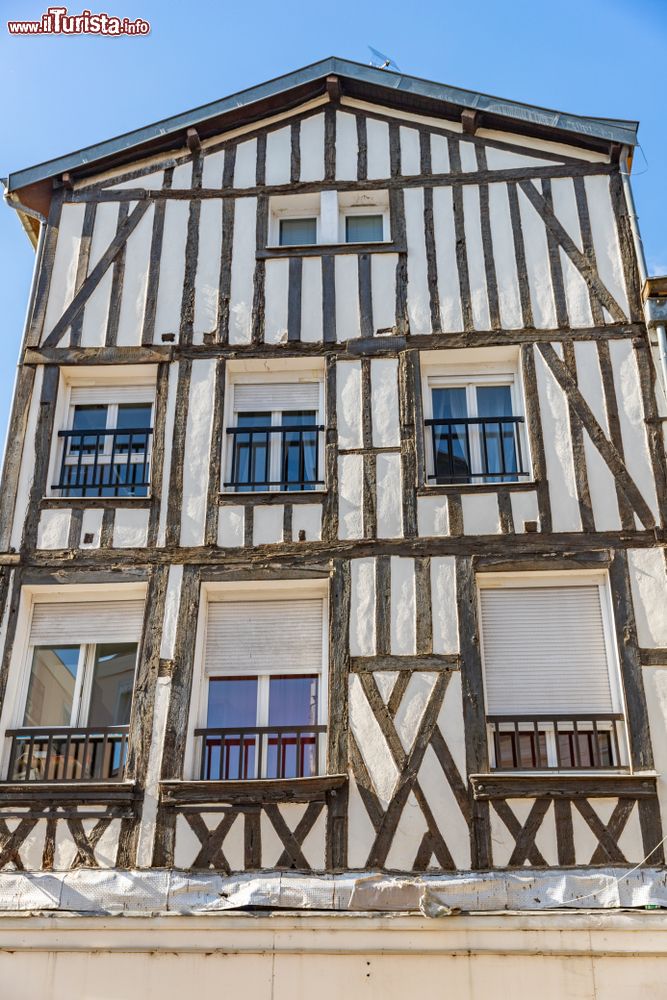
xmin=268 ymin=191 xmax=391 ymax=247
xmin=422 ymin=363 xmax=530 ymax=486
xmin=339 ymin=203 xmax=390 ymax=244
xmin=184 ymin=579 xmax=329 ymax=780
xmin=222 ymin=367 xmax=326 ymax=494
xmin=477 ymin=570 xmax=629 ymax=773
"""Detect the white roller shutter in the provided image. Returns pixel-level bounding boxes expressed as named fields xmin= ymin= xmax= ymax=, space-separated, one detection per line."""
xmin=205 ymin=599 xmax=323 ymax=675
xmin=233 ymin=382 xmax=319 ymax=412
xmin=480 ymin=585 xmax=615 ymax=715
xmin=70 ymin=386 xmax=155 ymax=405
xmin=30 ymin=601 xmax=145 ymax=645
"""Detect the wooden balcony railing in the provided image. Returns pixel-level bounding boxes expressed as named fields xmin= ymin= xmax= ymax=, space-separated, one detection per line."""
xmin=5 ymin=726 xmax=130 ymax=782
xmin=195 ymin=725 xmax=327 ymax=781
xmin=487 ymin=714 xmax=626 ymax=771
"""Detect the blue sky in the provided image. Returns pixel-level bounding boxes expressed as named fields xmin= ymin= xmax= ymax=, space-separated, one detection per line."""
xmin=0 ymin=0 xmax=665 ymax=447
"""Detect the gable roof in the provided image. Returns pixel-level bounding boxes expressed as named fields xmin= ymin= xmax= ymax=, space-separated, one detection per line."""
xmin=4 ymin=56 xmax=639 ymax=233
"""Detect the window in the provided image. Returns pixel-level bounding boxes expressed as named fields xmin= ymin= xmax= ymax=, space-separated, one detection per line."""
xmin=197 ymin=596 xmax=327 ymax=780
xmin=279 ymin=217 xmax=318 ymax=246
xmin=425 ymin=372 xmax=528 ymax=485
xmin=345 ymin=213 xmax=384 ymax=243
xmin=6 ymin=599 xmax=144 ymax=782
xmin=224 ymin=378 xmax=324 ymax=492
xmin=479 ymin=575 xmax=627 ymax=771
xmin=269 ymin=191 xmax=389 ymax=247
xmin=53 ymin=386 xmax=154 ymax=498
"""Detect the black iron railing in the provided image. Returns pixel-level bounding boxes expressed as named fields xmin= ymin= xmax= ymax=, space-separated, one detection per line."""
xmin=195 ymin=725 xmax=327 ymax=780
xmin=53 ymin=427 xmax=153 ymax=497
xmin=5 ymin=726 xmax=130 ymax=782
xmin=487 ymin=714 xmax=626 ymax=771
xmin=225 ymin=425 xmax=324 ymax=491
xmin=426 ymin=416 xmax=527 ymax=484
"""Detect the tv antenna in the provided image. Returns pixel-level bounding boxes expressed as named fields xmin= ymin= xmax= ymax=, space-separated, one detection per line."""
xmin=368 ymin=46 xmax=401 ymax=72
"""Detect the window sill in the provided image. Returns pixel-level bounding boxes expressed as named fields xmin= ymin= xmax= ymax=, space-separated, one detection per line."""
xmin=470 ymin=772 xmax=657 ymax=800
xmin=258 ymin=241 xmax=404 ymax=259
xmin=218 ymin=490 xmax=326 ymax=505
xmin=418 ymin=480 xmax=537 ymax=496
xmin=42 ymin=494 xmax=152 ymax=508
xmin=160 ymin=774 xmax=348 ymax=805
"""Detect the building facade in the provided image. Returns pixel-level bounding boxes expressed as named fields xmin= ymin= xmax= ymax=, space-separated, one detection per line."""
xmin=1 ymin=58 xmax=667 ymax=997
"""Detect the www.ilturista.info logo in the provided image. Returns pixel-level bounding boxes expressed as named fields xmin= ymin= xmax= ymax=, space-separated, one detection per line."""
xmin=7 ymin=6 xmax=150 ymax=35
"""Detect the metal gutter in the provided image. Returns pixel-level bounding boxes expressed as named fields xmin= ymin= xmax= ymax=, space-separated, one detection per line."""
xmin=5 ymin=56 xmax=639 ymax=194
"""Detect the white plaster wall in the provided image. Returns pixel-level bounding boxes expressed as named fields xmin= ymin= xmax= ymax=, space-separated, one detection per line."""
xmin=628 ymin=548 xmax=667 ymax=647
xmin=485 ymin=146 xmax=557 ymax=170
xmin=399 ymin=127 xmax=421 ymax=176
xmin=376 ymin=453 xmax=402 ymax=539
xmin=335 ymin=111 xmax=358 ymax=182
xmin=80 ymin=508 xmax=104 ymax=548
xmin=292 ymin=504 xmax=322 ymax=541
xmin=201 ymin=149 xmax=225 ymax=188
xmin=518 ymin=183 xmax=558 ymax=329
xmin=153 ymin=163 xmax=192 ymax=341
xmin=81 ymin=202 xmax=119 ymax=346
xmin=433 ymin=186 xmax=463 ymax=332
xmin=180 ymin=359 xmax=216 ymax=546
xmin=643 ymin=667 xmax=667 ymax=837
xmin=42 ymin=203 xmax=86 ymax=342
xmin=265 ymin=127 xmax=291 ymax=186
xmin=431 ymin=556 xmax=459 ymax=654
xmin=336 ymin=360 xmax=363 ymax=450
xmin=300 ymin=114 xmax=325 ymax=183
xmin=403 ymin=188 xmax=431 ymax=336
xmin=585 ymin=174 xmax=630 ymax=320
xmin=573 ymin=341 xmax=621 ymax=531
xmin=264 ymin=259 xmax=289 ymax=344
xmin=349 ymin=674 xmax=399 ymax=808
xmin=609 ymin=340 xmax=659 ymax=522
xmin=417 ymin=495 xmax=449 ymax=537
xmin=370 ymin=254 xmax=397 ymax=334
xmin=36 ymin=508 xmax=70 ymax=549
xmin=253 ymin=506 xmax=283 ymax=545
xmin=233 ymin=139 xmax=257 ymax=188
xmin=459 ymin=141 xmax=478 ymax=172
xmin=430 ymin=134 xmax=449 ymax=173
xmin=366 ymin=119 xmax=390 ymax=179
xmin=218 ymin=506 xmax=244 ymax=547
xmin=193 ymin=199 xmax=224 ymax=341
xmin=535 ymin=346 xmax=582 ymax=531
xmin=338 ymin=455 xmax=364 ymax=540
xmin=461 ymin=493 xmax=501 ymax=535
xmin=229 ymin=197 xmax=257 ymax=344
xmin=550 ymin=178 xmax=594 ymax=328
xmin=509 ymin=490 xmax=540 ymax=532
xmin=462 ymin=185 xmax=491 ymax=331
xmin=488 ymin=182 xmax=522 ymax=329
xmin=370 ymin=360 xmax=400 ymax=448
xmin=390 ymin=557 xmax=416 ymax=655
xmin=335 ymin=255 xmax=360 ymax=341
xmin=112 ymin=508 xmax=149 ymax=548
xmin=300 ymin=257 xmax=323 ymax=342
xmin=349 ymin=557 xmax=376 ymax=656
xmin=116 ymin=202 xmax=154 ymax=346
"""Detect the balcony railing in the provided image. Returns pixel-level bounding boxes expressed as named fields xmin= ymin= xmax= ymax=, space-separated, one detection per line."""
xmin=487 ymin=714 xmax=626 ymax=771
xmin=53 ymin=427 xmax=153 ymax=497
xmin=195 ymin=725 xmax=327 ymax=781
xmin=225 ymin=424 xmax=324 ymax=491
xmin=5 ymin=726 xmax=130 ymax=782
xmin=426 ymin=416 xmax=527 ymax=484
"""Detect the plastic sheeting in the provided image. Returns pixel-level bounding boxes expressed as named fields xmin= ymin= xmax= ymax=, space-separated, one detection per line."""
xmin=0 ymin=868 xmax=666 ymax=915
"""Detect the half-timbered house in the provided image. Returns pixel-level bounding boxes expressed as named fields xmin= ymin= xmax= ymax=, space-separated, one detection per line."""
xmin=1 ymin=57 xmax=667 ymax=997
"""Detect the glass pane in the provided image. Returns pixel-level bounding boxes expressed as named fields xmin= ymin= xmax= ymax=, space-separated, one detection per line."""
xmin=281 ymin=410 xmax=317 ymax=491
xmin=267 ymin=675 xmax=319 ymax=779
xmin=476 ymin=385 xmax=518 ymax=482
xmin=279 ymin=218 xmax=317 ymax=246
xmin=115 ymin=404 xmax=152 ymax=450
xmin=205 ymin=677 xmax=258 ymax=780
xmin=70 ymin=405 xmax=108 ymax=455
xmin=431 ymin=387 xmax=470 ymax=483
xmin=23 ymin=646 xmax=80 ymax=727
xmin=87 ymin=643 xmax=138 ymax=727
xmin=345 ymin=214 xmax=384 ymax=243
xmin=232 ymin=412 xmax=271 ymax=491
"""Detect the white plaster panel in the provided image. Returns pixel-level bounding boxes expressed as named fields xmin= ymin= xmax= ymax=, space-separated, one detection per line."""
xmin=509 ymin=490 xmax=540 ymax=532
xmin=610 ymin=339 xmax=659 ymax=521
xmin=79 ymin=508 xmax=104 ymax=548
xmin=417 ymin=745 xmax=471 ymax=868
xmin=180 ymin=359 xmax=216 ymax=546
xmin=375 ymin=672 xmax=398 ymax=704
xmin=218 ymin=506 xmax=244 ymax=548
xmin=643 ymin=668 xmax=667 ymax=837
xmin=300 ymin=257 xmax=323 ymax=342
xmin=193 ymin=199 xmax=224 ymax=341
xmin=335 ymin=255 xmax=360 ymax=341
xmin=384 ymin=789 xmax=430 ymax=870
xmin=108 ymin=170 xmax=163 ymax=191
xmin=43 ymin=203 xmax=86 ymax=341
xmin=394 ymin=672 xmax=436 ymax=751
xmin=433 ymin=186 xmax=463 ymax=332
xmin=350 ymin=557 xmax=376 ymax=656
xmin=264 ymin=259 xmax=289 ymax=344
xmin=201 ymin=149 xmax=225 ymax=188
xmin=585 ymin=174 xmax=630 ymax=320
xmin=175 ymin=813 xmax=204 ymax=868
xmin=417 ymin=495 xmax=449 ymax=537
xmin=615 ymin=802 xmax=644 ymax=866
xmin=300 ymin=114 xmax=325 ymax=182
xmin=376 ymin=453 xmax=403 ymax=539
xmin=370 ymin=254 xmax=397 ymax=334
xmin=233 ymin=138 xmax=258 ymax=188
xmin=573 ymin=341 xmax=620 ymax=530
xmin=462 ymin=185 xmax=491 ymax=330
xmin=461 ymin=492 xmax=501 ymax=535
xmin=371 ymin=359 xmax=400 ymax=447
xmin=550 ymin=178 xmax=594 ymax=328
xmin=291 ymin=504 xmax=322 ymax=542
xmin=253 ymin=506 xmax=284 ymax=545
xmin=11 ymin=366 xmax=43 ymax=551
xmin=336 ymin=360 xmax=363 ymax=449
xmin=404 ymin=187 xmax=431 ymax=336
xmin=390 ymin=556 xmax=416 ymax=655
xmin=94 ymin=820 xmax=121 ymax=868
xmin=518 ymin=183 xmax=558 ymax=329
xmin=299 ymin=804 xmax=326 ymax=871
xmin=265 ymin=127 xmax=291 ymax=186
xmin=347 ymin=775 xmax=377 ymax=868
xmin=81 ymin=201 xmax=119 ymax=346
xmin=366 ymin=118 xmax=390 ymax=179
xmin=490 ymin=797 xmax=535 ymax=867
xmin=261 ymin=805 xmax=308 ymax=867
xmin=112 ymin=508 xmax=149 ymax=548
xmin=488 ymin=182 xmax=522 ymax=328
xmin=338 ymin=454 xmax=364 ymax=540
xmin=486 ymin=146 xmax=557 ymax=169
xmin=430 ymin=134 xmax=450 ymax=173
xmin=438 ymin=670 xmax=466 ymax=776
xmin=533 ymin=803 xmax=559 ymax=868
xmin=229 ymin=198 xmax=257 ymax=344
xmin=37 ymin=509 xmax=71 ymax=550
xmin=335 ymin=111 xmax=358 ymax=181
xmin=349 ymin=674 xmax=398 ymax=807
xmin=153 ymin=196 xmax=190 ymax=340
xmin=157 ymin=361 xmax=179 ymax=547
xmin=431 ymin=556 xmax=459 ymax=655
xmin=116 ymin=202 xmax=154 ymax=346
xmin=459 ymin=141 xmax=478 ymax=171
xmin=16 ymin=819 xmax=46 ymax=871
xmin=628 ymin=548 xmax=667 ymax=647
xmin=535 ymin=346 xmax=582 ymax=531
xmin=399 ymin=127 xmax=421 ymax=175
xmin=160 ymin=564 xmax=184 ymax=661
